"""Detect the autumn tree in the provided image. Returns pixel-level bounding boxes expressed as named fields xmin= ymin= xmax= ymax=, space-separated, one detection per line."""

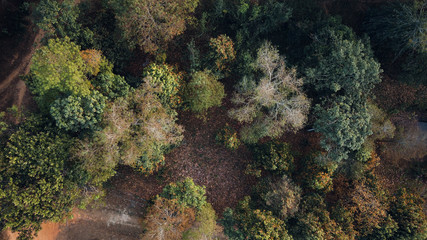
xmin=229 ymin=41 xmax=310 ymax=143
xmin=109 ymin=0 xmax=199 ymax=53
xmin=209 ymin=34 xmax=236 ymax=73
xmin=142 ymin=198 xmax=196 ymax=240
xmin=251 ymin=141 xmax=295 ymax=175
xmin=183 ymin=203 xmax=219 ymax=240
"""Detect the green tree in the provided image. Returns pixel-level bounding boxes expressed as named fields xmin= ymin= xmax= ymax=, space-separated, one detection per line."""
xmin=50 ymin=91 xmax=106 ymax=132
xmin=252 ymin=141 xmax=294 ymax=175
xmin=27 ymin=37 xmax=92 ymax=111
xmin=183 ymin=203 xmax=218 ymax=240
xmin=143 ymin=63 xmax=183 ymax=110
xmin=32 ymin=0 xmax=94 ymax=48
xmin=305 ymin=18 xmax=382 ymax=163
xmin=185 ymin=70 xmax=225 ymax=115
xmin=221 ymin=196 xmax=293 ymax=240
xmin=229 ymin=42 xmax=310 ymax=143
xmin=0 ymin=127 xmax=78 ymax=239
xmin=160 ymin=177 xmax=207 ymax=210
xmin=108 ymin=0 xmax=199 ymax=53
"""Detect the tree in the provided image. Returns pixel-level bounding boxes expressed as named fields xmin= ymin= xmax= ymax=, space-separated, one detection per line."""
xmin=221 ymin=196 xmax=293 ymax=240
xmin=305 ymin=18 xmax=382 ymax=163
xmin=160 ymin=177 xmax=207 ymax=210
xmin=73 ymin=79 xmax=183 ymax=176
xmin=183 ymin=203 xmax=219 ymax=240
xmin=32 ymin=0 xmax=94 ymax=48
xmin=229 ymin=41 xmax=310 ymax=143
xmin=364 ymin=1 xmax=427 ymax=57
xmin=251 ymin=141 xmax=294 ymax=175
xmin=0 ymin=126 xmax=78 ymax=239
xmin=50 ymin=90 xmax=106 ymax=132
xmin=256 ymin=176 xmax=301 ymax=220
xmin=143 ymin=63 xmax=183 ymax=110
xmin=142 ymin=197 xmax=196 ymax=240
xmin=185 ymin=70 xmax=225 ymax=115
xmin=109 ymin=0 xmax=199 ymax=53
xmin=27 ymin=37 xmax=92 ymax=111
xmin=389 ymin=188 xmax=427 ymax=240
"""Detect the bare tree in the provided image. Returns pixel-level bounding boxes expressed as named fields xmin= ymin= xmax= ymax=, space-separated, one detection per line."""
xmin=229 ymin=41 xmax=310 ymax=143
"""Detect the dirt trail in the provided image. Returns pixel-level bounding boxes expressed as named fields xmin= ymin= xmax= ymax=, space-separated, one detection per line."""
xmin=0 ymin=24 xmax=41 ymax=112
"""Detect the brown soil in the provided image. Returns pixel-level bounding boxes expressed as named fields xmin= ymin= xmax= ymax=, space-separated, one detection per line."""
xmin=0 ymin=18 xmax=40 ymax=112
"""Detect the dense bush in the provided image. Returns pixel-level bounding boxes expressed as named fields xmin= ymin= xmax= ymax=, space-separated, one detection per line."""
xmin=185 ymin=69 xmax=225 ymax=115
xmin=216 ymin=124 xmax=241 ymax=150
xmin=183 ymin=203 xmax=218 ymax=240
xmin=252 ymin=141 xmax=294 ymax=175
xmin=160 ymin=177 xmax=207 ymax=210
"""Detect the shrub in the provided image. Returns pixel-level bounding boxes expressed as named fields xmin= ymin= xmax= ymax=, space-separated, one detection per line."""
xmin=215 ymin=124 xmax=240 ymax=150
xmin=185 ymin=69 xmax=225 ymax=115
xmin=252 ymin=141 xmax=294 ymax=175
xmin=160 ymin=177 xmax=207 ymax=210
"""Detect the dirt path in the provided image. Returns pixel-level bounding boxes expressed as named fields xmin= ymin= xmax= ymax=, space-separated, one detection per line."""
xmin=0 ymin=22 xmax=41 ymax=112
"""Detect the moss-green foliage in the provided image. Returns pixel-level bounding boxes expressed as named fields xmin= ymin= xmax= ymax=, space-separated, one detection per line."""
xmin=143 ymin=63 xmax=183 ymax=110
xmin=50 ymin=91 xmax=106 ymax=132
xmin=160 ymin=177 xmax=207 ymax=210
xmin=183 ymin=203 xmax=217 ymax=240
xmin=27 ymin=37 xmax=92 ymax=111
xmin=0 ymin=124 xmax=78 ymax=239
xmin=221 ymin=196 xmax=293 ymax=240
xmin=252 ymin=141 xmax=294 ymax=175
xmin=32 ymin=0 xmax=94 ymax=48
xmin=185 ymin=70 xmax=225 ymax=114
xmin=92 ymin=72 xmax=130 ymax=100
xmin=305 ymin=18 xmax=382 ymax=163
